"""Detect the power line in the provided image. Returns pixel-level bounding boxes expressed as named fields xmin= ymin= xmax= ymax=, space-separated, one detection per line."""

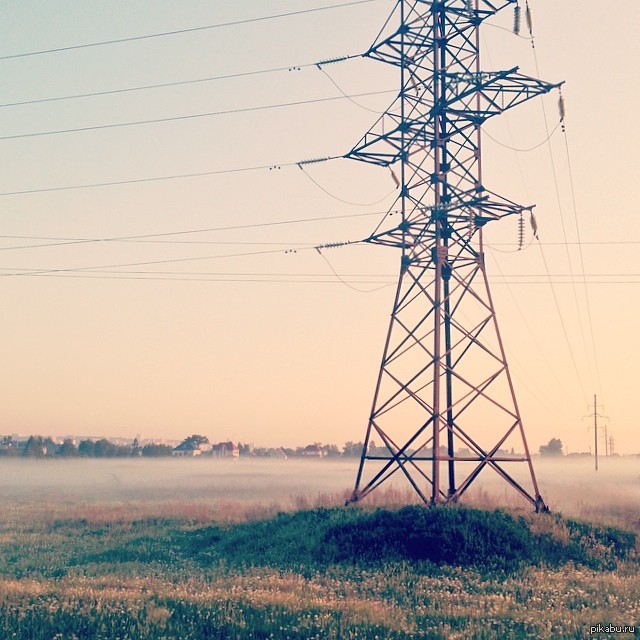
xmin=488 ymin=248 xmax=577 ymax=423
xmin=317 ymin=66 xmax=383 ymax=114
xmin=525 ymin=9 xmax=593 ymax=405
xmin=0 ymin=159 xmax=334 ymax=197
xmin=49 ymin=270 xmax=395 ymax=277
xmin=5 ymin=267 xmax=638 ymax=283
xmin=316 ymin=247 xmax=389 ymax=292
xmin=13 ymin=272 xmax=396 ymax=284
xmin=0 ymin=0 xmax=381 ymax=62
xmin=0 ymin=54 xmax=370 ymax=110
xmin=1 ymin=229 xmax=637 ymax=249
xmin=536 ymin=239 xmax=588 ymax=402
xmin=493 ymin=273 xmax=640 ymax=278
xmin=483 ymin=121 xmax=561 ymax=152
xmin=562 ymin=124 xmax=605 ymax=404
xmin=0 ymin=89 xmax=394 ymax=142
xmin=0 ymin=239 xmax=315 ymax=251
xmin=0 ymin=245 xmax=324 ymax=278
xmin=536 ymin=240 xmax=640 ymax=247
xmin=5 ymin=269 xmax=639 ymax=285
xmin=0 ymin=63 xmax=320 ymax=109
xmin=298 ymin=164 xmax=395 ymax=206
xmin=1 ymin=230 xmax=637 ymax=284
xmin=0 ymin=211 xmax=385 ymax=251
xmin=493 ymin=281 xmax=640 ymax=285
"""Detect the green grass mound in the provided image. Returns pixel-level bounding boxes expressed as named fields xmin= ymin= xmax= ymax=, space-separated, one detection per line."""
xmin=325 ymin=507 xmax=532 ymax=569
xmin=186 ymin=506 xmax=636 ymax=572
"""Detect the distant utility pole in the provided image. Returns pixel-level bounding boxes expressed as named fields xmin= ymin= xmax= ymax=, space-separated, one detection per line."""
xmin=609 ymin=436 xmax=615 ymax=456
xmin=603 ymin=424 xmax=608 ymax=457
xmin=584 ymin=395 xmax=607 ymax=471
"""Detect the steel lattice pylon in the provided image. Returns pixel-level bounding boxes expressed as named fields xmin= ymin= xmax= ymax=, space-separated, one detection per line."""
xmin=347 ymin=0 xmax=560 ymax=511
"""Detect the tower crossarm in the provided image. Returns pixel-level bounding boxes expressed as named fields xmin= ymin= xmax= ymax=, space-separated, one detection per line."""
xmin=364 ymin=187 xmax=533 ymax=249
xmin=445 ymin=69 xmax=562 ymax=122
xmin=344 ymin=69 xmax=560 ymax=167
xmin=365 ymin=0 xmax=520 ymax=67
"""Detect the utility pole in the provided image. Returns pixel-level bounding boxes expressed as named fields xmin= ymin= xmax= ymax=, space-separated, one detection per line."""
xmin=603 ymin=424 xmax=608 ymax=457
xmin=594 ymin=396 xmax=598 ymax=471
xmin=346 ymin=0 xmax=561 ymax=512
xmin=584 ymin=395 xmax=606 ymax=471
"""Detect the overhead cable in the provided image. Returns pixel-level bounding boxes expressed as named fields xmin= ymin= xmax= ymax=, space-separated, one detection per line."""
xmin=561 ymin=114 xmax=604 ymax=397
xmin=0 ymin=0 xmax=381 ymax=61
xmin=0 ymin=55 xmax=365 ymax=110
xmin=0 ymin=90 xmax=394 ymax=142
xmin=0 ymin=158 xmax=341 ymax=197
xmin=4 ymin=269 xmax=639 ymax=286
xmin=315 ymin=247 xmax=391 ymax=293
xmin=0 ymin=211 xmax=385 ymax=252
xmin=0 ymin=64 xmax=315 ymax=109
xmin=298 ymin=164 xmax=395 ymax=206
xmin=317 ymin=66 xmax=383 ymax=114
xmin=483 ymin=121 xmax=561 ymax=152
xmin=0 ymin=246 xmax=318 ymax=278
xmin=535 ymin=238 xmax=588 ymax=403
xmin=526 ymin=11 xmax=595 ymax=403
xmin=489 ymin=245 xmax=583 ymax=417
xmin=3 ymin=233 xmax=633 ymax=250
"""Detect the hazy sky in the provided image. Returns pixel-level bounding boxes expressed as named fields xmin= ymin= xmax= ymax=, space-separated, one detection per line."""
xmin=1 ymin=0 xmax=639 ymax=454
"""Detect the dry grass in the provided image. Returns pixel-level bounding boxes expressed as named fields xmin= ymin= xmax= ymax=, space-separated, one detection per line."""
xmin=0 ymin=458 xmax=637 ymax=638
xmin=0 ymin=560 xmax=638 ymax=639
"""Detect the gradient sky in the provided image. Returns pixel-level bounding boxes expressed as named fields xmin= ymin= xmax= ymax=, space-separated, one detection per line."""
xmin=1 ymin=0 xmax=639 ymax=454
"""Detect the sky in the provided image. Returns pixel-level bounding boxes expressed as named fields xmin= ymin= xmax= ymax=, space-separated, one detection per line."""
xmin=1 ymin=0 xmax=639 ymax=454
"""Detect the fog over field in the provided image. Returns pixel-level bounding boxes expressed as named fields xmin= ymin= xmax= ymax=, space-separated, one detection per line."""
xmin=1 ymin=457 xmax=637 ymax=526
xmin=0 ymin=456 xmax=637 ymax=638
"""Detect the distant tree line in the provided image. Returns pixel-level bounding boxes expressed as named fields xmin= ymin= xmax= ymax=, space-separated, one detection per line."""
xmin=0 ymin=435 xmax=369 ymax=459
xmin=1 ymin=435 xmax=173 ymax=458
xmin=249 ymin=442 xmax=365 ymax=458
xmin=0 ymin=435 xmax=572 ymax=460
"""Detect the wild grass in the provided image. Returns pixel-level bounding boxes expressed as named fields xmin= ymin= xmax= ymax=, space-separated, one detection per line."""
xmin=0 ymin=460 xmax=638 ymax=639
xmin=0 ymin=499 xmax=637 ymax=639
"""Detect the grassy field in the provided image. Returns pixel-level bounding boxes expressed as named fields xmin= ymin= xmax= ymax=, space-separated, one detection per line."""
xmin=0 ymin=458 xmax=638 ymax=639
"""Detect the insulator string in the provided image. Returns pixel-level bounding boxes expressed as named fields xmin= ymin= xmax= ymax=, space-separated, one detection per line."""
xmin=517 ymin=213 xmax=525 ymax=250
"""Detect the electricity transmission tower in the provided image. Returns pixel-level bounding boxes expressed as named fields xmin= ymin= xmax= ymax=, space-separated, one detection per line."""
xmin=346 ymin=0 xmax=561 ymax=511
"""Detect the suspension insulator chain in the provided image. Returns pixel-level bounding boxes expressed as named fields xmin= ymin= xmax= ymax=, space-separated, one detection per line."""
xmin=518 ymin=212 xmax=525 ymax=250
xmin=513 ymin=4 xmax=521 ymax=35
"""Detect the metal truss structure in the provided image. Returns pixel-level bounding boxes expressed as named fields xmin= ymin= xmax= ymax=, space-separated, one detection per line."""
xmin=347 ymin=0 xmax=560 ymax=511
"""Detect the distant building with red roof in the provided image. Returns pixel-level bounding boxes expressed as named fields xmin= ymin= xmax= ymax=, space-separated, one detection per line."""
xmin=211 ymin=441 xmax=239 ymax=458
xmin=300 ymin=444 xmax=325 ymax=457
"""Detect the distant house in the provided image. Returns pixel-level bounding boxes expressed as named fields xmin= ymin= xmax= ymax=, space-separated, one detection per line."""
xmin=211 ymin=441 xmax=239 ymax=458
xmin=265 ymin=447 xmax=288 ymax=459
xmin=300 ymin=444 xmax=325 ymax=458
xmin=0 ymin=437 xmax=21 ymax=456
xmin=172 ymin=441 xmax=204 ymax=457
